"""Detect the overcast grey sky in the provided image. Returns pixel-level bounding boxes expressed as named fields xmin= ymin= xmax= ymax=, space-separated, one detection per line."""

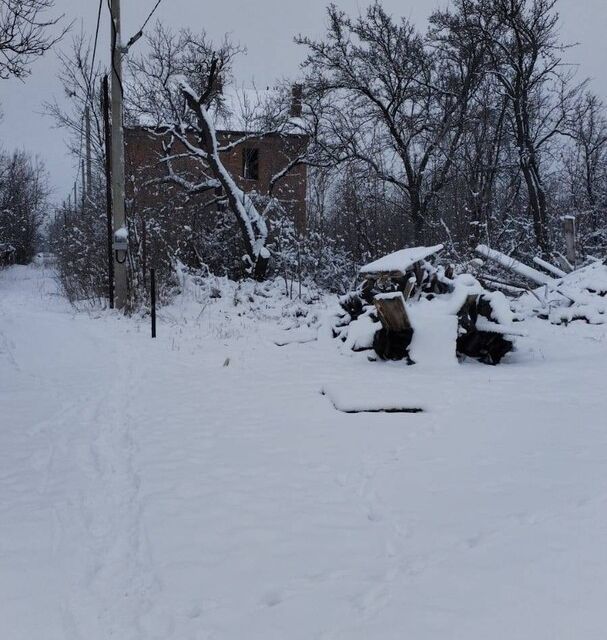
xmin=1 ymin=0 xmax=605 ymax=201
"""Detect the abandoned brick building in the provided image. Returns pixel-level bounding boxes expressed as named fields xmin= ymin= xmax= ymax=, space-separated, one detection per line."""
xmin=125 ymin=87 xmax=309 ymax=236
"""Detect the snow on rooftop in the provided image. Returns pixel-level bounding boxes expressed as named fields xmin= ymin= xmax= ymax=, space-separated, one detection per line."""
xmin=360 ymin=244 xmax=444 ymax=276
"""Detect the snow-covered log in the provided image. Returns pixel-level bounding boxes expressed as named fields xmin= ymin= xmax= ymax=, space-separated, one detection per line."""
xmin=532 ymin=256 xmax=567 ymax=278
xmin=475 ymin=244 xmax=554 ymax=287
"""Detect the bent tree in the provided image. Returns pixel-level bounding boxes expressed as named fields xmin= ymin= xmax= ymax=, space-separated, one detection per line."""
xmin=128 ymin=26 xmax=300 ymax=279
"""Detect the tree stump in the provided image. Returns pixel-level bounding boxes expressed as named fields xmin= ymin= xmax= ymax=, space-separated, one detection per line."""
xmin=373 ymin=293 xmax=414 ymax=361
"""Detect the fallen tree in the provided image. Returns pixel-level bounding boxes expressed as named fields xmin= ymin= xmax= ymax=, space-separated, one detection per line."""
xmin=476 ymin=244 xmax=554 ymax=287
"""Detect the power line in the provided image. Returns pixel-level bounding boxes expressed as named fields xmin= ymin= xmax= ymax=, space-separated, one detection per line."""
xmin=126 ymin=0 xmax=165 ymax=49
xmin=87 ymin=0 xmax=104 ymax=105
xmin=107 ymin=0 xmax=124 ymax=97
xmin=140 ymin=0 xmax=164 ymax=32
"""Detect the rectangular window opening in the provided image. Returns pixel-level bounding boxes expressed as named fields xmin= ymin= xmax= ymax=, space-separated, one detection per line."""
xmin=242 ymin=148 xmax=260 ymax=181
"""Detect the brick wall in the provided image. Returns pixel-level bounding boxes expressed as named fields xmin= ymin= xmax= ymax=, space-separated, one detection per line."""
xmin=125 ymin=128 xmax=308 ymax=232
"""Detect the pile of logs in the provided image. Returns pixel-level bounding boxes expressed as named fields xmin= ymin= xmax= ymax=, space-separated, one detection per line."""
xmin=457 ymin=294 xmax=514 ymax=365
xmin=333 ymin=222 xmax=606 ymax=366
xmin=333 ymin=245 xmax=518 ymax=365
xmin=358 ymin=244 xmax=453 ymax=302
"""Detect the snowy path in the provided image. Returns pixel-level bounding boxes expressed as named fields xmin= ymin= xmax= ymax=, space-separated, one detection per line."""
xmin=2 ymin=265 xmax=607 ymax=639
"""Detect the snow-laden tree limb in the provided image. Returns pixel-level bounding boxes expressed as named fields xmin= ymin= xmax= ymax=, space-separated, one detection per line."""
xmin=127 ymin=25 xmax=310 ymax=279
xmin=175 ymin=75 xmax=270 ymax=271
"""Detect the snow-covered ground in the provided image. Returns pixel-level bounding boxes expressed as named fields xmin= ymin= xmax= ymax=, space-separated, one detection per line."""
xmin=2 ymin=264 xmax=607 ymax=639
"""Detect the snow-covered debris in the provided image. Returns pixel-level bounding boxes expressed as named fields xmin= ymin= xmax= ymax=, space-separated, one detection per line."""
xmin=441 ymin=273 xmax=484 ymax=315
xmin=374 ymin=291 xmax=407 ymax=301
xmin=510 ymin=258 xmax=607 ymax=325
xmin=482 ymin=290 xmax=515 ymax=325
xmin=360 ymin=244 xmax=444 ymax=276
xmin=474 ymin=244 xmax=607 ymax=326
xmin=558 ymin=259 xmax=607 ymax=295
xmin=335 ymin=246 xmax=519 ymax=364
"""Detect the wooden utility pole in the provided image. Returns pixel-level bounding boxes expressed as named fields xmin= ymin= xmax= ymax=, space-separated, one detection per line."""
xmin=110 ymin=0 xmax=128 ymax=309
xmin=102 ymin=75 xmax=115 ymax=309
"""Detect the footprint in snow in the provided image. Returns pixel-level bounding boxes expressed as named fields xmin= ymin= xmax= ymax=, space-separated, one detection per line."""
xmin=186 ymin=604 xmax=202 ymax=619
xmin=367 ymin=506 xmax=382 ymax=522
xmin=261 ymin=589 xmax=284 ymax=607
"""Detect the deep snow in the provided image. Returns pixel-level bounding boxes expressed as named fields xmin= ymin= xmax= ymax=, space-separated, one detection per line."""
xmin=2 ymin=264 xmax=607 ymax=639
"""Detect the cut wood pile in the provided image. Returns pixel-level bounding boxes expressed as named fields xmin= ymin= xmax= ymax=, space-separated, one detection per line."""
xmin=332 ymin=244 xmax=522 ymax=365
xmin=474 ymin=245 xmax=607 ymax=325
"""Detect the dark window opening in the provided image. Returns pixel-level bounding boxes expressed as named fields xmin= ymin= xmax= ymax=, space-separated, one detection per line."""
xmin=242 ymin=148 xmax=260 ymax=180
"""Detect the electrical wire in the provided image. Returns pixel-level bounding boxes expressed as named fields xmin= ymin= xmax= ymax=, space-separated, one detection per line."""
xmin=140 ymin=0 xmax=164 ymax=32
xmin=87 ymin=0 xmax=104 ymax=106
xmin=107 ymin=0 xmax=124 ymax=98
xmin=127 ymin=0 xmax=165 ymax=48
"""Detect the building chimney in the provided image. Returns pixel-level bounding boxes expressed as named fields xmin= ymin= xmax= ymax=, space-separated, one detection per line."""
xmin=290 ymin=84 xmax=303 ymax=118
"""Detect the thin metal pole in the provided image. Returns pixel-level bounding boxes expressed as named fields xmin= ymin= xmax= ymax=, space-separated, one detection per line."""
xmin=151 ymin=268 xmax=157 ymax=338
xmin=81 ymin=159 xmax=86 ymax=214
xmin=102 ymin=75 xmax=115 ymax=309
xmin=85 ymin=105 xmax=93 ymax=199
xmin=110 ymin=0 xmax=128 ymax=309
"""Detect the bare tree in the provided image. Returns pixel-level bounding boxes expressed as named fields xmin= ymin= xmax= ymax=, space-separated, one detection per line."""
xmin=562 ymin=91 xmax=607 ymax=252
xmin=0 ymin=0 xmax=66 ymax=80
xmin=451 ymin=80 xmax=510 ymax=247
xmin=44 ymin=35 xmax=106 ymax=170
xmin=458 ymin=0 xmax=580 ymax=255
xmin=44 ymin=35 xmax=111 ymax=304
xmin=0 ymin=149 xmax=49 ymax=262
xmin=296 ymin=2 xmax=484 ymax=243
